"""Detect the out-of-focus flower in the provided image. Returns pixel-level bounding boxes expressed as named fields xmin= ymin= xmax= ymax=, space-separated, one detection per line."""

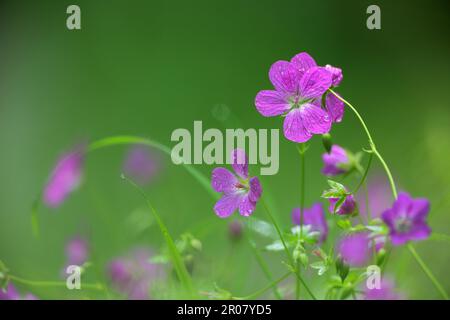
xmin=292 ymin=203 xmax=328 ymax=243
xmin=357 ymin=175 xmax=392 ymax=220
xmin=123 ymin=146 xmax=160 ymax=185
xmin=108 ymin=248 xmax=165 ymax=300
xmin=321 ymin=145 xmax=350 ymax=176
xmin=211 ymin=149 xmax=262 ymax=218
xmin=43 ymin=146 xmax=85 ymax=207
xmin=65 ymin=236 xmax=88 ymax=266
xmin=329 ymin=194 xmax=356 ymax=215
xmin=255 ymin=52 xmax=343 ymax=143
xmin=228 ymin=220 xmax=243 ymax=241
xmin=381 ymin=192 xmax=431 ymax=246
xmin=365 ymin=278 xmax=403 ymax=300
xmin=338 ymin=233 xmax=371 ymax=267
xmin=0 ymin=283 xmax=37 ymax=300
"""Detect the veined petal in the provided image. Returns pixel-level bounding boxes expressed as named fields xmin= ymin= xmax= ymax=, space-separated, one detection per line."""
xmin=255 ymin=90 xmax=291 ymax=117
xmin=248 ymin=177 xmax=262 ymax=202
xmin=231 ymin=149 xmax=248 ymax=179
xmin=290 ymin=52 xmax=317 ymax=78
xmin=283 ymin=108 xmax=312 ymax=143
xmin=299 ymin=67 xmax=332 ymax=99
xmin=214 ymin=193 xmax=243 ymax=218
xmin=269 ymin=60 xmax=300 ymax=94
xmin=300 ymin=103 xmax=331 ymax=134
xmin=326 ymin=93 xmax=344 ymax=123
xmin=239 ymin=196 xmax=256 ymax=217
xmin=325 ymin=64 xmax=343 ymax=86
xmin=211 ymin=167 xmax=238 ymax=193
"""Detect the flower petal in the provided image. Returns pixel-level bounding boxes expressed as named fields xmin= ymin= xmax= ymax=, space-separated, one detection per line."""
xmin=300 ymin=103 xmax=331 ymax=134
xmin=326 ymin=93 xmax=344 ymax=123
xmin=239 ymin=195 xmax=256 ymax=217
xmin=408 ymin=198 xmax=430 ymax=220
xmin=299 ymin=67 xmax=333 ymax=99
xmin=231 ymin=149 xmax=248 ymax=179
xmin=248 ymin=177 xmax=262 ymax=202
xmin=214 ymin=193 xmax=243 ymax=218
xmin=269 ymin=60 xmax=300 ymax=94
xmin=290 ymin=52 xmax=317 ymax=78
xmin=283 ymin=108 xmax=312 ymax=143
xmin=255 ymin=90 xmax=291 ymax=117
xmin=325 ymin=64 xmax=343 ymax=86
xmin=211 ymin=167 xmax=238 ymax=193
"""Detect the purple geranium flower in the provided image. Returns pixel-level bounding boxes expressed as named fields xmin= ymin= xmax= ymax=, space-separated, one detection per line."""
xmin=338 ymin=233 xmax=371 ymax=267
xmin=322 ymin=145 xmax=350 ymax=176
xmin=108 ymin=248 xmax=165 ymax=300
xmin=255 ymin=52 xmax=344 ymax=143
xmin=365 ymin=278 xmax=403 ymax=300
xmin=292 ymin=203 xmax=328 ymax=243
xmin=43 ymin=145 xmax=85 ymax=207
xmin=123 ymin=146 xmax=160 ymax=185
xmin=65 ymin=236 xmax=89 ymax=266
xmin=329 ymin=194 xmax=356 ymax=215
xmin=381 ymin=192 xmax=431 ymax=246
xmin=211 ymin=149 xmax=262 ymax=218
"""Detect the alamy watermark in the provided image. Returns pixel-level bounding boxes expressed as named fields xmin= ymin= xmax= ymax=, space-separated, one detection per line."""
xmin=170 ymin=121 xmax=279 ymax=175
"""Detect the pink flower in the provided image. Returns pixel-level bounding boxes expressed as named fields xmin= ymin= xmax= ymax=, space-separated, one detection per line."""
xmin=43 ymin=145 xmax=85 ymax=207
xmin=292 ymin=203 xmax=328 ymax=243
xmin=211 ymin=149 xmax=262 ymax=218
xmin=338 ymin=233 xmax=371 ymax=267
xmin=255 ymin=52 xmax=344 ymax=143
xmin=382 ymin=192 xmax=431 ymax=246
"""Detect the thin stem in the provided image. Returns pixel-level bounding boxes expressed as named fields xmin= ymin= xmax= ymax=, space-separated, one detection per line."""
xmin=122 ymin=175 xmax=197 ymax=298
xmin=8 ymin=275 xmax=104 ymax=291
xmin=353 ymin=152 xmax=373 ymax=195
xmin=407 ymin=244 xmax=449 ymax=300
xmin=328 ymin=89 xmax=398 ymax=200
xmin=244 ymin=220 xmax=283 ymax=299
xmin=260 ymin=199 xmax=316 ymax=300
xmin=296 ymin=143 xmax=307 ymax=300
xmin=234 ymin=272 xmax=291 ymax=300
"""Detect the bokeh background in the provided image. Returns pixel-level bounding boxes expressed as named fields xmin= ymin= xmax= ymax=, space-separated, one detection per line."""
xmin=1 ymin=0 xmax=449 ymax=299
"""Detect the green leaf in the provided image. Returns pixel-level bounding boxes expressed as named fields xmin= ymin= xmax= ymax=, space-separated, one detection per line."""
xmin=337 ymin=219 xmax=352 ymax=230
xmin=265 ymin=240 xmax=286 ymax=252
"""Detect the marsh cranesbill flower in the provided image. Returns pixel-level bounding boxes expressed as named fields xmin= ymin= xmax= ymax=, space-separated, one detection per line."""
xmin=321 ymin=145 xmax=350 ymax=176
xmin=338 ymin=233 xmax=371 ymax=267
xmin=211 ymin=149 xmax=262 ymax=218
xmin=123 ymin=146 xmax=159 ymax=185
xmin=329 ymin=194 xmax=356 ymax=215
xmin=108 ymin=248 xmax=165 ymax=300
xmin=365 ymin=278 xmax=402 ymax=300
xmin=292 ymin=203 xmax=328 ymax=243
xmin=65 ymin=236 xmax=88 ymax=266
xmin=43 ymin=146 xmax=85 ymax=207
xmin=255 ymin=52 xmax=345 ymax=143
xmin=381 ymin=192 xmax=431 ymax=246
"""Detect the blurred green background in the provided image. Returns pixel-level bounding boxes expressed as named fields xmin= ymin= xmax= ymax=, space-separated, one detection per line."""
xmin=1 ymin=0 xmax=450 ymax=299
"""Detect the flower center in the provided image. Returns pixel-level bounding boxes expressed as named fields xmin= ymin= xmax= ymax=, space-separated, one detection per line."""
xmin=395 ymin=217 xmax=412 ymax=233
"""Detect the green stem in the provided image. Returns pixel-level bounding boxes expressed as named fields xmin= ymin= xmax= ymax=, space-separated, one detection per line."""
xmin=260 ymin=199 xmax=316 ymax=300
xmin=407 ymin=244 xmax=449 ymax=300
xmin=234 ymin=272 xmax=291 ymax=300
xmin=122 ymin=175 xmax=197 ymax=298
xmin=296 ymin=143 xmax=307 ymax=300
xmin=244 ymin=221 xmax=283 ymax=299
xmin=8 ymin=275 xmax=104 ymax=291
xmin=328 ymin=89 xmax=398 ymax=199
